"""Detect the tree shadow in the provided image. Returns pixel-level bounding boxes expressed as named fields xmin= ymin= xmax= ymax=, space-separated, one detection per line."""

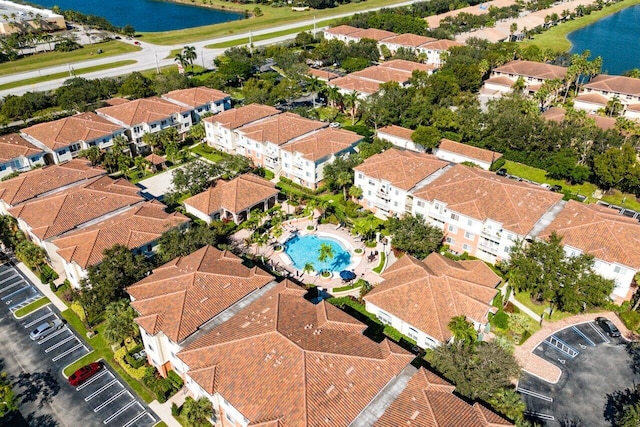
xmin=558 ymin=414 xmax=586 ymax=427
xmin=23 ymin=412 xmax=59 ymax=427
xmin=626 ymin=342 xmax=640 ymax=374
xmin=14 ymin=369 xmax=60 ymax=408
xmin=603 ymin=387 xmax=639 ymax=425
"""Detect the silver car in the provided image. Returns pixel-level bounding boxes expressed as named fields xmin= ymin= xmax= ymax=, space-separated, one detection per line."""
xmin=29 ymin=319 xmax=63 ymax=340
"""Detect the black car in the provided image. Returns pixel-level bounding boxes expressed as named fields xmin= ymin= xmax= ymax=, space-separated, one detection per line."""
xmin=496 ymin=168 xmax=507 ymax=177
xmin=550 ymin=184 xmax=563 ymax=192
xmin=596 ymin=317 xmax=621 ymax=337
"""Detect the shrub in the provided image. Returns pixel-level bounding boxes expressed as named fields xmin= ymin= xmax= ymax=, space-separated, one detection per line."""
xmin=49 ymin=281 xmax=57 ymax=293
xmin=620 ymin=310 xmax=640 ymax=332
xmin=490 ymin=157 xmax=506 ymax=172
xmin=114 ymin=346 xmax=148 ymax=380
xmin=70 ymin=301 xmax=86 ymax=323
xmin=490 ymin=310 xmax=510 ymax=330
xmin=167 ymin=370 xmax=184 ymax=389
xmin=171 ymin=402 xmax=180 ymax=417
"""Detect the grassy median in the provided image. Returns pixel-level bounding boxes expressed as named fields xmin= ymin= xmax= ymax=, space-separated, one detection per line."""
xmin=13 ymin=297 xmax=50 ymax=318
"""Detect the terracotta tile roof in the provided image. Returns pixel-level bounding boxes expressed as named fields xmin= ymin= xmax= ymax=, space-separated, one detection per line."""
xmin=8 ymin=176 xmax=142 ymax=240
xmin=584 ymin=74 xmax=640 ymax=97
xmin=541 ymin=106 xmax=566 ymax=122
xmin=104 ymin=98 xmax=130 ymax=106
xmin=0 ymin=133 xmax=43 ymax=162
xmin=355 ymin=148 xmax=449 ymax=191
xmin=52 ymin=200 xmax=188 ymax=269
xmin=177 ymin=280 xmax=413 ymax=426
xmin=127 ymin=245 xmax=274 ymax=342
xmin=379 ymin=59 xmax=436 ymax=73
xmin=438 ymin=139 xmax=502 ymax=164
xmin=574 ymin=93 xmax=608 ymax=105
xmin=282 ymin=128 xmax=362 ymax=161
xmin=324 ymin=24 xmax=360 ymax=36
xmin=22 ymin=112 xmax=123 ymax=150
xmin=626 ymin=103 xmax=640 ymax=112
xmin=0 ymin=159 xmax=105 ymax=207
xmin=541 ymin=107 xmax=616 ymax=131
xmin=377 ymin=125 xmax=414 ymax=141
xmin=329 ymin=75 xmax=382 ymax=95
xmin=96 ymin=97 xmax=187 ymax=126
xmin=144 ymin=153 xmax=166 ymax=165
xmin=183 ymin=173 xmax=278 ymax=216
xmin=375 ymin=368 xmax=513 ymax=426
xmin=382 ymin=33 xmax=436 ymax=48
xmin=163 ymin=86 xmax=230 ymax=108
xmin=413 ymin=164 xmax=563 ymax=235
xmin=539 ymin=200 xmax=640 ymax=269
xmin=307 ymin=68 xmax=340 ymax=81
xmin=348 ymin=28 xmax=397 ymax=41
xmin=484 ymin=76 xmax=515 ymax=87
xmin=419 ymin=39 xmax=464 ymax=50
xmin=238 ymin=112 xmax=326 ymax=145
xmin=352 ymin=66 xmax=413 ymax=84
xmin=365 ymin=253 xmax=500 ymax=342
xmin=204 ymin=104 xmax=280 ymax=130
xmin=493 ymin=60 xmax=567 ymax=80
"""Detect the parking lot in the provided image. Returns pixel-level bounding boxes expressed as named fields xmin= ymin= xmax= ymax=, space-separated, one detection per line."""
xmin=0 ymin=260 xmax=157 ymax=427
xmin=518 ymin=320 xmax=640 ymax=426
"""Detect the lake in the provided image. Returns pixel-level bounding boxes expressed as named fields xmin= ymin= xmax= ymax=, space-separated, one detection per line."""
xmin=568 ymin=4 xmax=640 ymax=75
xmin=32 ymin=0 xmax=243 ymax=32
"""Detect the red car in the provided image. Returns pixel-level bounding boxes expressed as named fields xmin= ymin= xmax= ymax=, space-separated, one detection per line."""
xmin=134 ymin=41 xmax=141 ymax=45
xmin=68 ymin=362 xmax=103 ymax=386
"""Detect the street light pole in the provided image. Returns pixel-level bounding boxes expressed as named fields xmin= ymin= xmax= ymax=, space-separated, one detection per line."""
xmin=154 ymin=50 xmax=160 ymax=74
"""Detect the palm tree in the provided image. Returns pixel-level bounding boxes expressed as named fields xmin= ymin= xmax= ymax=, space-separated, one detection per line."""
xmin=326 ymin=85 xmax=342 ymax=110
xmin=182 ymin=397 xmax=214 ymax=426
xmin=343 ymin=90 xmax=359 ymax=125
xmin=103 ymin=299 xmax=138 ymax=346
xmin=318 ymin=242 xmax=335 ymax=275
xmin=348 ymin=185 xmax=362 ymax=201
xmin=303 ymin=262 xmax=315 ymax=275
xmin=174 ymin=52 xmax=188 ymax=73
xmin=182 ymin=45 xmax=197 ymax=72
xmin=306 ymin=76 xmax=323 ymax=108
xmin=447 ymin=315 xmax=477 ymax=345
xmin=487 ymin=388 xmax=526 ymax=421
xmin=336 ymin=170 xmax=352 ymax=201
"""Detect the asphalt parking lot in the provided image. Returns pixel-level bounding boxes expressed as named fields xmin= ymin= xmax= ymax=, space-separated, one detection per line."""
xmin=0 ymin=260 xmax=157 ymax=427
xmin=518 ymin=320 xmax=640 ymax=426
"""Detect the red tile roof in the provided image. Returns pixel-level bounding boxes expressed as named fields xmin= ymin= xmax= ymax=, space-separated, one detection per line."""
xmin=96 ymin=97 xmax=187 ymax=126
xmin=584 ymin=75 xmax=640 ymax=97
xmin=307 ymin=68 xmax=340 ymax=81
xmin=22 ymin=112 xmax=123 ymax=150
xmin=348 ymin=28 xmax=397 ymax=41
xmin=352 ymin=66 xmax=413 ymax=84
xmin=375 ymin=368 xmax=513 ymax=426
xmin=377 ymin=125 xmax=414 ymax=141
xmin=437 ymin=139 xmax=503 ymax=164
xmin=413 ymin=164 xmax=563 ymax=235
xmin=204 ymin=104 xmax=281 ymax=130
xmin=324 ymin=25 xmax=360 ymax=36
xmin=163 ymin=86 xmax=230 ymax=108
xmin=329 ymin=75 xmax=382 ymax=95
xmin=238 ymin=112 xmax=326 ymax=145
xmin=183 ymin=173 xmax=278 ymax=216
xmin=379 ymin=59 xmax=436 ymax=73
xmin=493 ymin=60 xmax=567 ymax=80
xmin=127 ymin=245 xmax=274 ymax=342
xmin=52 ymin=201 xmax=188 ymax=268
xmin=420 ymin=39 xmax=464 ymax=50
xmin=177 ymin=280 xmax=413 ymax=426
xmin=0 ymin=133 xmax=43 ymax=163
xmin=365 ymin=253 xmax=501 ymax=342
xmin=144 ymin=153 xmax=166 ymax=165
xmin=355 ymin=148 xmax=449 ymax=191
xmin=282 ymin=128 xmax=362 ymax=161
xmin=382 ymin=33 xmax=437 ymax=48
xmin=574 ymin=93 xmax=609 ymax=106
xmin=8 ymin=176 xmax=142 ymax=240
xmin=539 ymin=200 xmax=640 ymax=269
xmin=0 ymin=159 xmax=105 ymax=207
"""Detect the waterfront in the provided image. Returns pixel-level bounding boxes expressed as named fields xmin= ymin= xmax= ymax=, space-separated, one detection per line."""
xmin=32 ymin=0 xmax=242 ymax=32
xmin=568 ymin=4 xmax=640 ymax=74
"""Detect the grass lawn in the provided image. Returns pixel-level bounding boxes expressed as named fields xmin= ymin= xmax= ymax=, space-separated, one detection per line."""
xmin=521 ymin=0 xmax=640 ymax=52
xmin=205 ymin=22 xmax=319 ymax=49
xmin=190 ymin=143 xmax=228 ymax=162
xmin=14 ymin=297 xmax=50 ymax=318
xmin=0 ymin=41 xmax=140 ymax=76
xmin=514 ymin=290 xmax=573 ymax=322
xmin=59 ymin=309 xmax=155 ymax=403
xmin=503 ymin=160 xmax=640 ymax=211
xmin=139 ymin=0 xmax=415 ymax=45
xmin=0 ymin=60 xmax=136 ymax=91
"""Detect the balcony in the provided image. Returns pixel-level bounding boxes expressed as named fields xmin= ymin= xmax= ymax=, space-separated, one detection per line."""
xmin=478 ymin=239 xmax=500 ymax=255
xmin=376 ymin=189 xmax=391 ymax=199
xmin=481 ymin=228 xmax=501 ymax=242
xmin=374 ymin=199 xmax=390 ymax=211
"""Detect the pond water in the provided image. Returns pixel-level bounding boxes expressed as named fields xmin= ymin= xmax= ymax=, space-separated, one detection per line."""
xmin=32 ymin=0 xmax=243 ymax=32
xmin=568 ymin=5 xmax=640 ymax=75
xmin=284 ymin=234 xmax=352 ymax=273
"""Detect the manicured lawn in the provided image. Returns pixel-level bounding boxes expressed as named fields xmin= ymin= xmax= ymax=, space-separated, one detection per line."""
xmin=60 ymin=309 xmax=155 ymax=403
xmin=14 ymin=297 xmax=50 ymax=318
xmin=521 ymin=0 xmax=640 ymax=52
xmin=0 ymin=60 xmax=136 ymax=91
xmin=0 ymin=41 xmax=140 ymax=76
xmin=190 ymin=143 xmax=228 ymax=162
xmin=373 ymin=252 xmax=386 ymax=274
xmin=503 ymin=160 xmax=640 ymax=211
xmin=514 ymin=290 xmax=573 ymax=322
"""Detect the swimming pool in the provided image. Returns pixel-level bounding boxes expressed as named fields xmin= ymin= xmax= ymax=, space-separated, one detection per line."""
xmin=284 ymin=234 xmax=352 ymax=273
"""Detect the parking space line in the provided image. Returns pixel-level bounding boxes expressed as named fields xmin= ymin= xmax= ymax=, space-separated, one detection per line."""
xmin=2 ymin=285 xmax=31 ymax=301
xmin=24 ymin=312 xmax=54 ymax=328
xmin=85 ymin=379 xmax=119 ymax=401
xmin=572 ymin=326 xmax=596 ymax=347
xmin=37 ymin=327 xmax=67 ymax=344
xmin=121 ymin=411 xmax=151 ymax=427
xmin=45 ymin=335 xmax=75 ymax=353
xmin=517 ymin=387 xmax=553 ymax=402
xmin=544 ymin=335 xmax=579 ymax=358
xmin=103 ymin=400 xmax=138 ymax=423
xmin=589 ymin=322 xmax=610 ymax=343
xmin=94 ymin=389 xmax=129 ymax=413
xmin=52 ymin=343 xmax=86 ymax=362
xmin=0 ymin=279 xmax=24 ymax=293
xmin=10 ymin=294 xmax=46 ymax=312
xmin=0 ymin=273 xmax=19 ymax=285
xmin=77 ymin=370 xmax=112 ymax=391
xmin=524 ymin=411 xmax=555 ymax=421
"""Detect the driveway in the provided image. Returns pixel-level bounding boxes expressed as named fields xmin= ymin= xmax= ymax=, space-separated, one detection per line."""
xmin=136 ymin=166 xmax=183 ymax=200
xmin=0 ymin=260 xmax=157 ymax=427
xmin=518 ymin=321 xmax=639 ymax=426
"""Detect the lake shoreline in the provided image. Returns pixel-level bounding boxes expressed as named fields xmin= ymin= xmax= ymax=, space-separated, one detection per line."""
xmin=522 ymin=0 xmax=640 ymax=52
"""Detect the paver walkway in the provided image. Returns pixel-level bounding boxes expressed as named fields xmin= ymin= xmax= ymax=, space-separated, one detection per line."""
xmin=514 ymin=311 xmax=632 ymax=384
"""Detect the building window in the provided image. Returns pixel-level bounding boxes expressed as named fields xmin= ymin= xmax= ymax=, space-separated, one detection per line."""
xmin=446 ymin=237 xmax=455 ymax=244
xmin=417 ymin=200 xmax=425 ymax=207
xmin=450 ymin=213 xmax=459 ymax=221
xmin=357 ymin=173 xmax=363 ymax=179
xmin=369 ymin=180 xmax=376 ymax=186
xmin=377 ymin=311 xmax=392 ymax=325
xmin=464 ymin=231 xmax=473 ymax=240
xmin=225 ymin=412 xmax=234 ymax=423
xmin=57 ymin=149 xmax=66 ymax=155
xmin=463 ymin=244 xmax=471 ymax=251
xmin=434 ymin=203 xmax=440 ymax=210
xmin=367 ymin=191 xmax=372 ymax=196
xmin=407 ymin=328 xmax=418 ymax=341
xmin=448 ymin=224 xmax=457 ymax=233
xmin=161 ymin=120 xmax=167 ymax=125
xmin=151 ymin=124 xmax=157 ymax=129
xmin=503 ymin=246 xmax=510 ymax=254
xmin=467 ymin=219 xmax=472 ymax=226
xmin=614 ymin=265 xmax=622 ymax=274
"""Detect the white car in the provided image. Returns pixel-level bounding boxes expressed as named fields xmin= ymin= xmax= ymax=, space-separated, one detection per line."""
xmin=30 ymin=319 xmax=63 ymax=340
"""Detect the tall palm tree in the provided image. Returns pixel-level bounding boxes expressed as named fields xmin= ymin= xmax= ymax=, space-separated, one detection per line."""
xmin=103 ymin=299 xmax=138 ymax=346
xmin=303 ymin=262 xmax=315 ymax=275
xmin=318 ymin=242 xmax=335 ymax=274
xmin=174 ymin=52 xmax=188 ymax=73
xmin=182 ymin=397 xmax=214 ymax=426
xmin=182 ymin=45 xmax=197 ymax=72
xmin=447 ymin=315 xmax=477 ymax=345
xmin=306 ymin=76 xmax=323 ymax=108
xmin=343 ymin=90 xmax=359 ymax=125
xmin=326 ymin=85 xmax=342 ymax=110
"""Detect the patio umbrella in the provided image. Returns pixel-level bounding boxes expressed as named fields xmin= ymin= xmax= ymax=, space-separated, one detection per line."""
xmin=339 ymin=270 xmax=356 ymax=281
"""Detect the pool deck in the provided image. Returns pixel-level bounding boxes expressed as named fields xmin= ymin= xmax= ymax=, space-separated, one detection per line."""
xmin=231 ymin=214 xmax=393 ymax=292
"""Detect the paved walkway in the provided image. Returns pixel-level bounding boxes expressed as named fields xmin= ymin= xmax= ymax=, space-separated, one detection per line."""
xmin=508 ymin=294 xmax=542 ymax=322
xmin=514 ymin=311 xmax=633 ymax=384
xmin=14 ymin=261 xmax=68 ymax=312
xmin=149 ymin=389 xmax=186 ymax=427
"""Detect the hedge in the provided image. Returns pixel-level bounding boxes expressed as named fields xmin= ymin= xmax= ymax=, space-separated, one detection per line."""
xmin=114 ymin=346 xmax=148 ymax=380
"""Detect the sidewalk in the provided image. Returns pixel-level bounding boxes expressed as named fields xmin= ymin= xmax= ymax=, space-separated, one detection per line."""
xmin=149 ymin=390 xmax=186 ymax=427
xmin=14 ymin=260 xmax=68 ymax=312
xmin=508 ymin=294 xmax=542 ymax=322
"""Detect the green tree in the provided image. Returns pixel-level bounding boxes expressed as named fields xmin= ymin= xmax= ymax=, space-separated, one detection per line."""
xmin=182 ymin=396 xmax=214 ymax=427
xmin=120 ymin=72 xmax=154 ymax=99
xmin=411 ymin=125 xmax=441 ymax=152
xmin=447 ymin=315 xmax=477 ymax=345
xmin=387 ymin=214 xmax=444 ymax=259
xmin=318 ymin=242 xmax=335 ymax=274
xmin=78 ymin=146 xmax=102 ymax=166
xmin=486 ymin=387 xmax=526 ymax=422
xmin=323 ymin=156 xmax=359 ymax=195
xmin=303 ymin=262 xmax=315 ymax=275
xmin=156 ymin=224 xmax=226 ymax=264
xmin=593 ymin=144 xmax=637 ymax=190
xmin=348 ymin=185 xmax=363 ymax=201
xmin=15 ymin=240 xmax=47 ymax=271
xmin=188 ymin=123 xmax=205 ymax=142
xmin=103 ymin=299 xmax=138 ymax=346
xmin=182 ymin=45 xmax=197 ymax=72
xmin=0 ymin=372 xmax=17 ymax=418
xmin=170 ymin=160 xmax=220 ymax=196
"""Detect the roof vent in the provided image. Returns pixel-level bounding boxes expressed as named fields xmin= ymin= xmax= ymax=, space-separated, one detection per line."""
xmin=410 ymin=411 xmax=420 ymax=420
xmin=345 ymin=366 xmax=354 ymax=375
xmin=199 ymin=297 xmax=208 ymax=303
xmin=325 ymin=385 xmax=335 ymax=395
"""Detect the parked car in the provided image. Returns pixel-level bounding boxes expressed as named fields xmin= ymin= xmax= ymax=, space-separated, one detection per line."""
xmin=496 ymin=168 xmax=507 ymax=177
xmin=68 ymin=362 xmax=103 ymax=386
xmin=550 ymin=185 xmax=563 ymax=192
xmin=134 ymin=41 xmax=141 ymax=45
xmin=596 ymin=317 xmax=621 ymax=337
xmin=29 ymin=319 xmax=63 ymax=340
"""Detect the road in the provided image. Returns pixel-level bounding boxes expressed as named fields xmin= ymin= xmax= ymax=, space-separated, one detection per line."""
xmin=0 ymin=0 xmax=422 ymax=98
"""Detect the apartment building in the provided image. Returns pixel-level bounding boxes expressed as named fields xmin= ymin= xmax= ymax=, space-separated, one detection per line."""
xmin=482 ymin=60 xmax=567 ymax=96
xmin=574 ymin=74 xmax=640 ymax=120
xmin=162 ymin=87 xmax=231 ymax=123
xmin=0 ymin=133 xmax=46 ymax=178
xmin=433 ymin=139 xmax=503 ymax=170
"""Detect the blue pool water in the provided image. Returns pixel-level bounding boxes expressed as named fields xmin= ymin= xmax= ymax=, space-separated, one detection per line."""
xmin=284 ymin=235 xmax=351 ymax=273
